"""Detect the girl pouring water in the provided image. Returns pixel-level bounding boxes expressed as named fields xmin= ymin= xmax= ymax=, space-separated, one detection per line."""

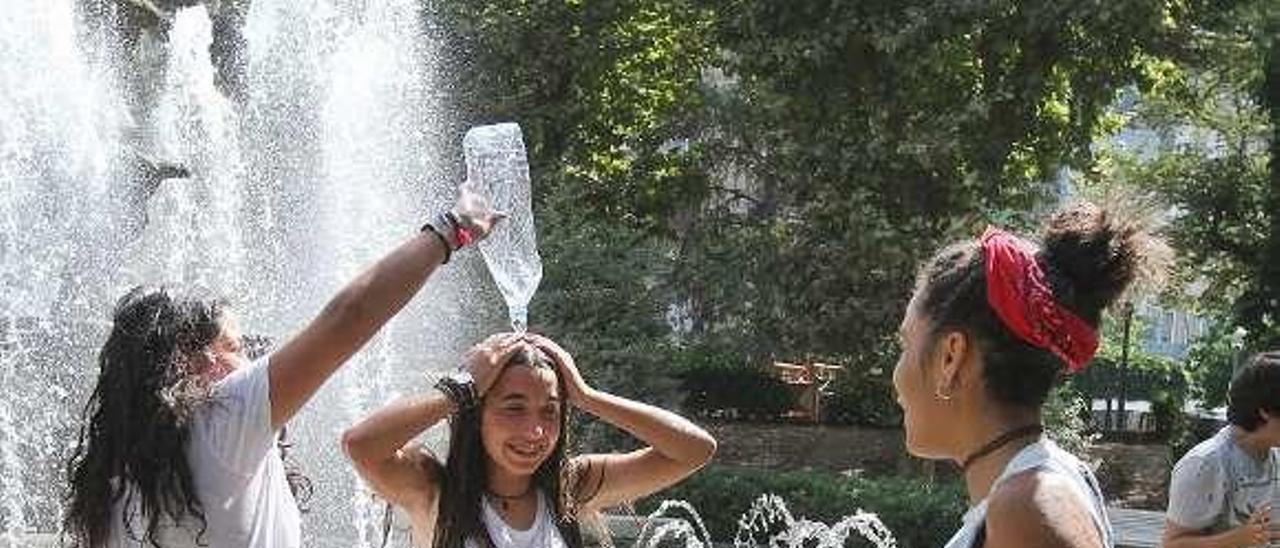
xmin=64 ymin=191 xmax=503 ymax=548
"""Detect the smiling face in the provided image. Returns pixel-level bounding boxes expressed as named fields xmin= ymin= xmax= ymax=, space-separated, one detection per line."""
xmin=480 ymin=363 xmax=564 ymax=478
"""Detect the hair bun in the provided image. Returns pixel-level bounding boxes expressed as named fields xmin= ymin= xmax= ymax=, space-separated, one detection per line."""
xmin=1039 ymin=201 xmax=1170 ymax=323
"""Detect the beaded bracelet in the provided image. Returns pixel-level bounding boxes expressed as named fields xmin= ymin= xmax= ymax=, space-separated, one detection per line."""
xmin=433 ymin=376 xmax=477 ymax=412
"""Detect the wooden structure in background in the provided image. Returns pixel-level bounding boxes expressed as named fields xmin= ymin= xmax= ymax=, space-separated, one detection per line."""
xmin=770 ymin=361 xmax=843 ymax=423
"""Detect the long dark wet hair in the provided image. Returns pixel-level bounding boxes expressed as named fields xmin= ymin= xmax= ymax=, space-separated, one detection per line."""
xmin=63 ymin=286 xmax=311 ymax=548
xmin=64 ymin=286 xmax=224 ymax=547
xmin=429 ymin=345 xmax=591 ymax=548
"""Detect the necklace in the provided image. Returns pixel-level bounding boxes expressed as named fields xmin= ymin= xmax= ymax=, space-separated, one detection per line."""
xmin=485 ymin=485 xmax=533 ymax=512
xmin=959 ymin=424 xmax=1043 ymax=471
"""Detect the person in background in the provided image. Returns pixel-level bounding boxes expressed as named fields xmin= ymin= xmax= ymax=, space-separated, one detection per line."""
xmin=1163 ymin=351 xmax=1280 ymax=548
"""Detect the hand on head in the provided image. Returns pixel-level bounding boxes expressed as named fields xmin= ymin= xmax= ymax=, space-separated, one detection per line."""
xmin=461 ymin=332 xmax=589 ymax=404
xmin=462 ymin=332 xmax=525 ymax=397
xmin=524 ymin=333 xmax=590 ymax=405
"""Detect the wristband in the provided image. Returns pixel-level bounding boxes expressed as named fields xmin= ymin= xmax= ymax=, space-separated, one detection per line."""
xmin=419 ymin=221 xmax=452 ymax=264
xmin=434 ymin=377 xmax=477 ymax=412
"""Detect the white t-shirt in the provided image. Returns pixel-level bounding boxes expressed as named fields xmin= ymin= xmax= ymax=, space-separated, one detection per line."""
xmin=1167 ymin=426 xmax=1280 ymax=533
xmin=109 ymin=356 xmax=302 ymax=548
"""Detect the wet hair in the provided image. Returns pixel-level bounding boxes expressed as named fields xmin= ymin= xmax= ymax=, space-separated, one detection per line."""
xmin=913 ymin=202 xmax=1166 ymax=407
xmin=64 ymin=286 xmax=225 ymax=547
xmin=1227 ymin=351 xmax=1280 ymax=431
xmin=429 ymin=345 xmax=588 ymax=548
xmin=64 ymin=286 xmax=312 ymax=547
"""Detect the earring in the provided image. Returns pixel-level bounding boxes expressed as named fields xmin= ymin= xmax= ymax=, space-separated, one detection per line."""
xmin=934 ymin=386 xmax=953 ymax=401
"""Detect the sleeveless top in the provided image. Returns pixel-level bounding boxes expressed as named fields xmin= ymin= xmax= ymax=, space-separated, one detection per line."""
xmin=464 ymin=491 xmax=568 ymax=548
xmin=943 ymin=438 xmax=1114 ymax=548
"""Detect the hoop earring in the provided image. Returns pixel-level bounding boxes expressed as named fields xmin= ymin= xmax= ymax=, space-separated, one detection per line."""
xmin=934 ymin=387 xmax=953 ymax=401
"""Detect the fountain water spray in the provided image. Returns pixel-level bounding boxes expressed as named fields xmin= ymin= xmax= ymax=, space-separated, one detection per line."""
xmin=0 ymin=0 xmax=459 ymax=545
xmin=634 ymin=496 xmax=897 ymax=548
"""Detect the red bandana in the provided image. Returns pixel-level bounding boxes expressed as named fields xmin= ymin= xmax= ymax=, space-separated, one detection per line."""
xmin=980 ymin=228 xmax=1099 ymax=373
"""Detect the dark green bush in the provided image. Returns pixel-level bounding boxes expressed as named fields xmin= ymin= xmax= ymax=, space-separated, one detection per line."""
xmin=822 ymin=362 xmax=901 ymax=427
xmin=675 ymin=345 xmax=793 ymax=421
xmin=675 ymin=341 xmax=903 ymax=426
xmin=636 ymin=465 xmax=966 ymax=548
xmin=816 ymin=337 xmax=902 ymax=427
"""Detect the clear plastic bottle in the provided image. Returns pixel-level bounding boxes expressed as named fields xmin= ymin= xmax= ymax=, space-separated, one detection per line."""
xmin=462 ymin=123 xmax=542 ymax=332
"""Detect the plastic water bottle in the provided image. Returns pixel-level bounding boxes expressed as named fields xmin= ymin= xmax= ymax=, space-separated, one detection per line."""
xmin=462 ymin=123 xmax=542 ymax=332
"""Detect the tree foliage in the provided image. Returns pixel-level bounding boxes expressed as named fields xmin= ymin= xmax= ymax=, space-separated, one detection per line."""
xmin=434 ymin=0 xmax=1277 ymax=422
xmin=1094 ymin=0 xmax=1279 ymax=350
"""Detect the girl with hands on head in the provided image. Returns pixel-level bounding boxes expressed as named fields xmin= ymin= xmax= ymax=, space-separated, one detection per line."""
xmin=342 ymin=333 xmax=717 ymax=548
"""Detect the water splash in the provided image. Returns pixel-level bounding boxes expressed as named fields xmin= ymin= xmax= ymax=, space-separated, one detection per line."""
xmin=733 ymin=494 xmax=896 ymax=548
xmin=0 ymin=0 xmax=465 ymax=545
xmin=633 ymin=496 xmax=897 ymax=548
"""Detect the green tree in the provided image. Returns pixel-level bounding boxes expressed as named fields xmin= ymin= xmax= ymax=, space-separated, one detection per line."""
xmin=677 ymin=0 xmax=1223 ymax=367
xmin=439 ymin=0 xmax=716 ymax=229
xmin=435 ymin=1 xmax=717 ymax=425
xmin=436 ymin=0 xmax=1268 ymax=429
xmin=1095 ymin=0 xmax=1279 ymax=349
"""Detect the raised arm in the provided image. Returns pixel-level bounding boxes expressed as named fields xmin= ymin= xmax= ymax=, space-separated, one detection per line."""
xmin=342 ymin=334 xmax=525 ymax=509
xmin=526 ymin=334 xmax=716 ymax=510
xmin=268 ymin=193 xmax=503 ymax=429
xmin=341 ymin=391 xmax=452 ymax=510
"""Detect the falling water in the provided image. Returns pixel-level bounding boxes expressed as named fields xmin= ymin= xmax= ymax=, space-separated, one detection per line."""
xmin=634 ymin=496 xmax=897 ymax=548
xmin=0 ymin=0 xmax=125 ymax=544
xmin=462 ymin=123 xmax=542 ymax=332
xmin=0 ymin=2 xmax=903 ymax=548
xmin=0 ymin=0 xmax=487 ymax=545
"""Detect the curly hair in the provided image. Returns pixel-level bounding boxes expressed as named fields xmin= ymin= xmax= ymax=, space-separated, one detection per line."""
xmin=914 ymin=202 xmax=1169 ymax=407
xmin=64 ymin=286 xmax=225 ymax=547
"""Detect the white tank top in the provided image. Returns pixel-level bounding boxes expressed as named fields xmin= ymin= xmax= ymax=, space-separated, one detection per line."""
xmin=943 ymin=438 xmax=1114 ymax=548
xmin=464 ymin=491 xmax=568 ymax=548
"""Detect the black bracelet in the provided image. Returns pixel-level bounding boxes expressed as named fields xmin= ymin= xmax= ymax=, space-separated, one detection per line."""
xmin=434 ymin=377 xmax=476 ymax=412
xmin=420 ymin=221 xmax=452 ymax=264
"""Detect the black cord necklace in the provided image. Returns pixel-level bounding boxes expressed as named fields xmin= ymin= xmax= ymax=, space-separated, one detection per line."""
xmin=486 ymin=484 xmax=534 ymax=512
xmin=960 ymin=424 xmax=1043 ymax=472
